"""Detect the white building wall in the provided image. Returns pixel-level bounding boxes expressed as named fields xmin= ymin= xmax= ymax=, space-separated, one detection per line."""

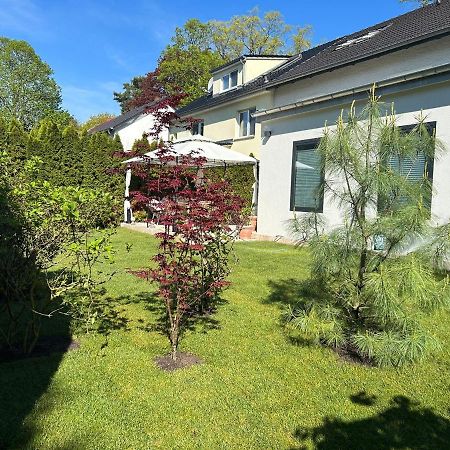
xmin=257 ymin=81 xmax=450 ymax=238
xmin=115 ymin=113 xmax=169 ymax=151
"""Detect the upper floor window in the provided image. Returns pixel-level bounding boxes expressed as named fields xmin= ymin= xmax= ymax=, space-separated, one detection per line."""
xmin=238 ymin=107 xmax=256 ymax=137
xmin=222 ymin=70 xmax=238 ymax=91
xmin=192 ymin=121 xmax=204 ymax=136
xmin=290 ymin=138 xmax=324 ymax=212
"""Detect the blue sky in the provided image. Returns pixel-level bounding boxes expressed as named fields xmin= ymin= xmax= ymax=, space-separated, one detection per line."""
xmin=0 ymin=0 xmax=417 ymax=123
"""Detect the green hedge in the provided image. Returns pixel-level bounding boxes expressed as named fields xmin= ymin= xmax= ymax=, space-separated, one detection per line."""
xmin=0 ymin=115 xmax=124 ymax=221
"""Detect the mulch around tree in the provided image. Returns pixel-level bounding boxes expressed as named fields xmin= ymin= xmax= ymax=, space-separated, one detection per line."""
xmin=154 ymin=352 xmax=203 ymax=372
xmin=335 ymin=345 xmax=373 ymax=367
xmin=0 ymin=335 xmax=79 ymax=364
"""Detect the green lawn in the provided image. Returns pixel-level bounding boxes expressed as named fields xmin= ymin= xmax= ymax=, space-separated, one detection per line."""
xmin=1 ymin=228 xmax=450 ymax=449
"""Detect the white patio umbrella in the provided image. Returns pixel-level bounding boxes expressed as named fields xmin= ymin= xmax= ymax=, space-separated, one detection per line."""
xmin=123 ymin=135 xmax=258 ymax=221
xmin=124 ymin=135 xmax=257 ymax=167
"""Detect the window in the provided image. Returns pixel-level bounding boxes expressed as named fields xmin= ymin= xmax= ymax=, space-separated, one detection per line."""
xmin=222 ymin=70 xmax=238 ymax=91
xmin=290 ymin=139 xmax=324 ymax=212
xmin=379 ymin=122 xmax=435 ymax=212
xmin=192 ymin=121 xmax=204 ymax=136
xmin=238 ymin=107 xmax=256 ymax=137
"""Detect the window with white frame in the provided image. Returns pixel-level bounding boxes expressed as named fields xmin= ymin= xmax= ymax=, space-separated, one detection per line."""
xmin=238 ymin=107 xmax=256 ymax=137
xmin=192 ymin=121 xmax=204 ymax=136
xmin=222 ymin=70 xmax=238 ymax=91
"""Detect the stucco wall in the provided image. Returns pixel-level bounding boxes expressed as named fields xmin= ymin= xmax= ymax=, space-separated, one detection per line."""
xmin=115 ymin=113 xmax=169 ymax=151
xmin=243 ymin=57 xmax=288 ymax=84
xmin=257 ymin=81 xmax=450 ymax=238
xmin=175 ymin=92 xmax=273 ymax=158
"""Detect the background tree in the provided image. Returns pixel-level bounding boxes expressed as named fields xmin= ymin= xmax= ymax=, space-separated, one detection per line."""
xmin=210 ymin=9 xmax=311 ymax=59
xmin=286 ymin=93 xmax=449 ymax=367
xmin=126 ymin=70 xmax=165 ymax=111
xmin=115 ymin=11 xmax=312 ymax=108
xmin=114 ymin=76 xmax=145 ymax=113
xmin=0 ymin=38 xmax=62 ymax=129
xmin=80 ymin=113 xmax=115 ymax=133
xmin=157 ymin=46 xmax=223 ymax=106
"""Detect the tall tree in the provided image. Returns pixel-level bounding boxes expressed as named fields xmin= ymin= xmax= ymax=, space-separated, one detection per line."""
xmin=157 ymin=47 xmax=224 ymax=106
xmin=126 ymin=70 xmax=165 ymax=111
xmin=0 ymin=38 xmax=61 ymax=129
xmin=113 ymin=76 xmax=144 ymax=113
xmin=210 ymin=9 xmax=310 ymax=60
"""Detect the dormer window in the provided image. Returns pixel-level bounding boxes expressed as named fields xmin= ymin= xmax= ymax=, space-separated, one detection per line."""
xmin=222 ymin=70 xmax=238 ymax=91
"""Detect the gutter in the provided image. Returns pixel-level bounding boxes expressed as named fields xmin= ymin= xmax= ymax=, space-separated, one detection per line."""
xmin=253 ymin=63 xmax=450 ymax=120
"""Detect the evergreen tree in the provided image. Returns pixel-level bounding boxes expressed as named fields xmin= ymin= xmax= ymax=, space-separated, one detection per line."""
xmin=4 ymin=118 xmax=29 ymax=161
xmin=286 ymin=93 xmax=449 ymax=367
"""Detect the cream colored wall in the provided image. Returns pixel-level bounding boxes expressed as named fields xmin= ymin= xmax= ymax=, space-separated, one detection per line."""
xmin=175 ymin=92 xmax=273 ymax=158
xmin=243 ymin=58 xmax=288 ymax=84
xmin=212 ymin=63 xmax=243 ymax=95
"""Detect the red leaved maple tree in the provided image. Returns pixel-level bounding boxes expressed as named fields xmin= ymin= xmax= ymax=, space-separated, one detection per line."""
xmin=129 ymin=99 xmax=246 ymax=361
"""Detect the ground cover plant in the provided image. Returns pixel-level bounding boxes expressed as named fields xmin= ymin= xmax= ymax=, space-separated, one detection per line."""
xmin=286 ymin=94 xmax=450 ymax=367
xmin=1 ymin=228 xmax=449 ymax=449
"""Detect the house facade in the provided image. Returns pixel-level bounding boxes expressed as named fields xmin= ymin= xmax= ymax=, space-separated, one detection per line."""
xmin=174 ymin=55 xmax=290 ymax=158
xmin=89 ymin=102 xmax=170 ymax=151
xmin=176 ymin=0 xmax=450 ymax=239
xmin=256 ymin=1 xmax=450 ymax=238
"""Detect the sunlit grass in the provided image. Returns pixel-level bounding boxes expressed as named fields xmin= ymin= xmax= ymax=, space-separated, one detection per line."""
xmin=1 ymin=227 xmax=449 ymax=449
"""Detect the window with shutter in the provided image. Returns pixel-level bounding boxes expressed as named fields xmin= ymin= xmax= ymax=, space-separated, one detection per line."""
xmin=290 ymin=139 xmax=324 ymax=212
xmin=379 ymin=122 xmax=435 ymax=212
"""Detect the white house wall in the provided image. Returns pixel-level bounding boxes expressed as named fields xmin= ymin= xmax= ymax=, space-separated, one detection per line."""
xmin=257 ymin=79 xmax=450 ymax=238
xmin=115 ymin=113 xmax=169 ymax=151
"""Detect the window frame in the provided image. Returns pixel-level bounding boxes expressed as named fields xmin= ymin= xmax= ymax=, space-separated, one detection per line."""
xmin=222 ymin=69 xmax=239 ymax=92
xmin=238 ymin=107 xmax=256 ymax=137
xmin=192 ymin=121 xmax=204 ymax=136
xmin=290 ymin=138 xmax=324 ymax=213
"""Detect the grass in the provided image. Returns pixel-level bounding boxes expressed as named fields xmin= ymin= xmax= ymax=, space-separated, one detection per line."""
xmin=1 ymin=227 xmax=450 ymax=449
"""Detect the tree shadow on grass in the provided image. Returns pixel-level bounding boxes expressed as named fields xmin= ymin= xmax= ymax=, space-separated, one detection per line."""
xmin=135 ymin=289 xmax=224 ymax=342
xmin=264 ymin=278 xmax=307 ymax=308
xmin=0 ymin=313 xmax=72 ymax=449
xmin=290 ymin=395 xmax=450 ymax=450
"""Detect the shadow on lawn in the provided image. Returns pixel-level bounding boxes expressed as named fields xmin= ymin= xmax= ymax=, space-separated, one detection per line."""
xmin=137 ymin=290 xmax=224 ymax=339
xmin=0 ymin=314 xmax=72 ymax=449
xmin=264 ymin=278 xmax=305 ymax=308
xmin=290 ymin=395 xmax=450 ymax=450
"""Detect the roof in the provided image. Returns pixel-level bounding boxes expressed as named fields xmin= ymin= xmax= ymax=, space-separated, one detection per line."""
xmin=88 ymin=99 xmax=161 ymax=133
xmin=177 ymin=0 xmax=450 ymax=117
